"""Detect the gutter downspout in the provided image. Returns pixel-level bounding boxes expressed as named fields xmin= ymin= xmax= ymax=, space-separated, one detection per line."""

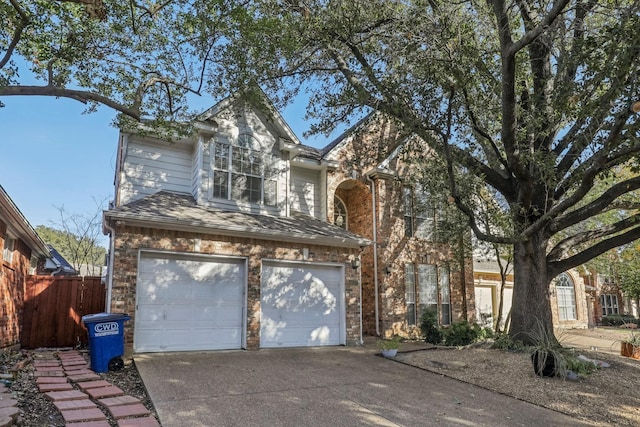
xmin=103 ymin=216 xmax=115 ymax=313
xmin=365 ymin=174 xmax=380 ymax=336
xmin=358 ymin=253 xmax=363 ymax=345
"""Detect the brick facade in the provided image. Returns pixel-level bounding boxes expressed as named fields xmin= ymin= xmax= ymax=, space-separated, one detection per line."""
xmin=110 ymin=224 xmax=361 ymax=355
xmin=325 ymin=119 xmax=475 ymax=340
xmin=0 ymin=219 xmax=31 ymax=351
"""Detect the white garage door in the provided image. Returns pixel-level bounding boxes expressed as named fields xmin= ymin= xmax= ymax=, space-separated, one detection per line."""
xmin=261 ymin=262 xmax=344 ymax=348
xmin=135 ymin=253 xmax=245 ymax=352
xmin=475 ymin=286 xmax=494 ymax=327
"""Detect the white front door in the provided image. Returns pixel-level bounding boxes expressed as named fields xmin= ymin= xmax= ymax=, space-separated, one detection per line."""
xmin=260 ymin=261 xmax=344 ymax=348
xmin=135 ymin=253 xmax=245 ymax=352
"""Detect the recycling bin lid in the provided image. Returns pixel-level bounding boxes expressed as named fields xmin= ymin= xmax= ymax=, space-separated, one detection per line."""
xmin=82 ymin=312 xmax=130 ymax=323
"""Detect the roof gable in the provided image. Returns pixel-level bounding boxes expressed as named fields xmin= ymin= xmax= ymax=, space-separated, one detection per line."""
xmin=197 ymin=89 xmax=302 ymax=146
xmin=0 ymin=185 xmax=50 ymax=258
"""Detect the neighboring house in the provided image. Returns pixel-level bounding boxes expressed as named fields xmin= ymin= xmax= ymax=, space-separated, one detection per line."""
xmin=0 ymin=185 xmax=53 ymax=350
xmin=75 ymin=263 xmax=105 ymax=278
xmin=474 ymin=258 xmax=590 ymax=330
xmin=473 ymin=259 xmax=514 ymax=329
xmin=103 ymin=95 xmax=474 ymax=355
xmin=46 ymin=244 xmax=77 ymax=276
xmin=580 ymin=271 xmax=630 ymax=325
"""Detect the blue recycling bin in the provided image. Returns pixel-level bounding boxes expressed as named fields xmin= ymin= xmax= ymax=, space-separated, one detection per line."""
xmin=82 ymin=312 xmax=130 ymax=373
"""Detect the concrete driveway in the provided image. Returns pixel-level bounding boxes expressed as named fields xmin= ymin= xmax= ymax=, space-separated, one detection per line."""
xmin=134 ymin=346 xmax=591 ymax=427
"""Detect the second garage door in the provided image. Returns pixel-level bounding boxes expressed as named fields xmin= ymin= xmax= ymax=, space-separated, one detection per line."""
xmin=260 ymin=261 xmax=344 ymax=348
xmin=135 ymin=253 xmax=245 ymax=353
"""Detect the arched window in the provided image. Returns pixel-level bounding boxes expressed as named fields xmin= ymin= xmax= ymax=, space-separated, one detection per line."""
xmin=556 ymin=273 xmax=577 ymax=321
xmin=334 ymin=196 xmax=348 ymax=230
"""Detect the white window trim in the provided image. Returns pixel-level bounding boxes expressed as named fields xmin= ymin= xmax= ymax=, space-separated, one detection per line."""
xmin=556 ymin=273 xmax=577 ymax=321
xmin=405 ymin=263 xmax=451 ymax=326
xmin=3 ymin=235 xmax=15 ymax=265
xmin=334 ymin=195 xmax=348 ymax=230
xmin=209 ymin=137 xmax=279 ymax=209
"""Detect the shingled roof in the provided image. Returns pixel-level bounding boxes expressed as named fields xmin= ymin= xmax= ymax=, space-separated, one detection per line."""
xmin=105 ymin=191 xmax=370 ymax=249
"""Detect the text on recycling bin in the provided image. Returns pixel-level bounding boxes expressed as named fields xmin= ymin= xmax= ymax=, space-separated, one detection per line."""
xmin=94 ymin=322 xmax=119 ymax=336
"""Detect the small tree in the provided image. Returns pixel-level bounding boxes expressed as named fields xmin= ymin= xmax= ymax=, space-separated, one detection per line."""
xmin=36 ymin=198 xmax=107 ymax=276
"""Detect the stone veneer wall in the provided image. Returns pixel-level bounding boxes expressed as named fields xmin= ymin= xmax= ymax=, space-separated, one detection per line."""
xmin=110 ymin=225 xmax=362 ymax=355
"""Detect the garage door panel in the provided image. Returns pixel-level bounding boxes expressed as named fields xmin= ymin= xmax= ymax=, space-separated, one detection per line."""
xmin=261 ymin=263 xmax=344 ymax=348
xmin=134 ymin=329 xmax=162 ymax=352
xmin=136 ymin=304 xmax=164 ymax=323
xmin=135 ymin=254 xmax=245 ymax=353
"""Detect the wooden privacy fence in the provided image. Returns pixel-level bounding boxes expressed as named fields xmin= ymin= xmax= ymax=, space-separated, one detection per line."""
xmin=21 ymin=276 xmax=106 ymax=349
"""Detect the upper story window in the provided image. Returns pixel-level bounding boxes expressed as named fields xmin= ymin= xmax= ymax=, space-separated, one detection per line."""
xmin=404 ymin=185 xmax=437 ymax=240
xmin=334 ymin=196 xmax=348 ymax=230
xmin=211 ymin=135 xmax=277 ymax=206
xmin=3 ymin=235 xmax=15 ymax=265
xmin=403 ymin=187 xmax=414 ymax=237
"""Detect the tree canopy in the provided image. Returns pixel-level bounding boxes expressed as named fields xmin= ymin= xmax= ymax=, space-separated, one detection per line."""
xmin=0 ymin=0 xmax=248 ymax=128
xmin=4 ymin=0 xmax=640 ymax=342
xmin=227 ymin=0 xmax=640 ymax=341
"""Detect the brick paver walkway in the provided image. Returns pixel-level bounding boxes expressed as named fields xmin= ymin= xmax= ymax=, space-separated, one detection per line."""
xmin=32 ymin=350 xmax=160 ymax=426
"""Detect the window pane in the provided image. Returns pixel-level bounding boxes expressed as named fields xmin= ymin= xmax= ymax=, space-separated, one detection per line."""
xmin=264 ymin=179 xmax=277 ymax=206
xmin=231 ymin=173 xmax=262 ymax=203
xmin=417 ymin=264 xmax=438 ymax=320
xmin=3 ymin=237 xmax=14 ymax=264
xmin=404 ymin=187 xmax=413 ymax=237
xmin=334 ymin=197 xmax=348 ymax=230
xmin=439 ymin=267 xmax=451 ymax=325
xmin=405 ymin=264 xmax=416 ymax=325
xmin=212 ymin=140 xmax=278 ymax=206
xmin=212 ymin=170 xmax=228 ymax=199
xmin=213 ymin=143 xmax=229 ymax=170
xmin=556 ymin=273 xmax=577 ymax=321
xmin=415 ymin=188 xmax=435 ymax=240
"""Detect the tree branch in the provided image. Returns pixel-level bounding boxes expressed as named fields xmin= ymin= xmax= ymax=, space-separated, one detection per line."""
xmin=508 ymin=0 xmax=571 ymax=57
xmin=550 ymin=175 xmax=640 ymax=234
xmin=547 ymin=223 xmax=640 ymax=278
xmin=0 ymin=85 xmax=141 ymax=120
xmin=1 ymin=0 xmax=30 ymax=70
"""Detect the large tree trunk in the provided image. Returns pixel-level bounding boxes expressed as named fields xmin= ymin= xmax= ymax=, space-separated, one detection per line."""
xmin=509 ymin=231 xmax=556 ymax=346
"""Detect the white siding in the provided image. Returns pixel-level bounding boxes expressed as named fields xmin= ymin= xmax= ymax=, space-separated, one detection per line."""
xmin=119 ymin=138 xmax=193 ymax=205
xmin=191 ymin=139 xmax=204 ymax=201
xmin=290 ymin=167 xmax=321 ymax=218
xmin=201 ymin=106 xmax=289 ymax=216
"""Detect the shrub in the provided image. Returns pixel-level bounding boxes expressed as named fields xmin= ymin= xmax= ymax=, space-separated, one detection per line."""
xmin=565 ymin=354 xmax=599 ymax=377
xmin=491 ymin=333 xmax=526 ymax=352
xmin=443 ymin=321 xmax=480 ymax=346
xmin=600 ymin=315 xmax=640 ymax=327
xmin=420 ymin=309 xmax=442 ymax=344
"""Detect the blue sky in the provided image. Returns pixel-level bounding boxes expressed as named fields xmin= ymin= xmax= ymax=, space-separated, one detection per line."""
xmin=0 ymin=93 xmax=333 ymax=247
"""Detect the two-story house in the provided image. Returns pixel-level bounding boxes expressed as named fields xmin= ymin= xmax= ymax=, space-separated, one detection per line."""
xmin=103 ymin=95 xmax=475 ymax=355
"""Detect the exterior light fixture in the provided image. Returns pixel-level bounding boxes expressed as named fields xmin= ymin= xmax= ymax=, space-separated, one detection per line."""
xmin=351 ymin=257 xmax=361 ymax=269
